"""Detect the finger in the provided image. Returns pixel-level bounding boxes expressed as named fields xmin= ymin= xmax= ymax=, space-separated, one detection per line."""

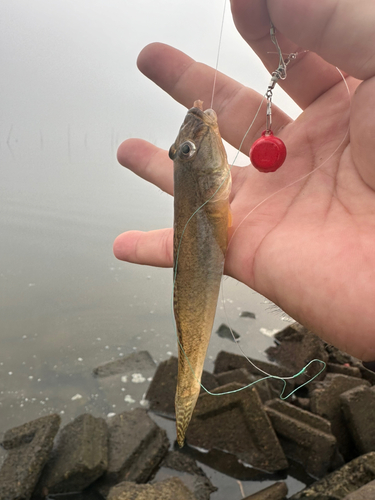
xmin=268 ymin=0 xmax=375 ymax=81
xmin=230 ymin=0 xmax=354 ymax=109
xmin=117 ymin=138 xmax=173 ymax=195
xmin=137 ymin=43 xmax=292 ymax=155
xmin=113 ymin=229 xmax=173 ymax=267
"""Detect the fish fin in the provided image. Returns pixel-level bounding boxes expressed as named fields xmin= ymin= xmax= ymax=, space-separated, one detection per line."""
xmin=175 ymin=391 xmax=200 ymax=447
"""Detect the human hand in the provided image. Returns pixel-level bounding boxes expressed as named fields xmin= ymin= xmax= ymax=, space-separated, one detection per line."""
xmin=114 ymin=0 xmax=375 ymax=361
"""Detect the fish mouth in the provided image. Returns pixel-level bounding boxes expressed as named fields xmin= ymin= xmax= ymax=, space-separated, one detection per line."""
xmin=188 ymin=104 xmax=218 ymax=126
xmin=168 ymin=102 xmax=219 ymax=161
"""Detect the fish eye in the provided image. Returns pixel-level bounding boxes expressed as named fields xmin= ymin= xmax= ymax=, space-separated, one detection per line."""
xmin=179 ymin=141 xmax=196 ymax=159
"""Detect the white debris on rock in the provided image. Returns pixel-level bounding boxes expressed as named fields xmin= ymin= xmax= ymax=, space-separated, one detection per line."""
xmin=71 ymin=393 xmax=83 ymax=401
xmin=259 ymin=327 xmax=279 ymax=337
xmin=131 ymin=373 xmax=145 ymax=383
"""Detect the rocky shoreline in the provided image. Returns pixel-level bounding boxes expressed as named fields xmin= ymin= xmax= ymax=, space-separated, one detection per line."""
xmin=1 ymin=323 xmax=375 ymax=499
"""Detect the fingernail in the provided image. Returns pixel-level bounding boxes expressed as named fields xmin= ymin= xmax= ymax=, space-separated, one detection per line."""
xmin=362 ymin=361 xmax=375 ymax=373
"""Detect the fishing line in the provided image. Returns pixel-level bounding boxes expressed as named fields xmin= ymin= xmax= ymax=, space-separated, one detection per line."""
xmin=227 ymin=67 xmax=350 ymax=250
xmin=209 ymin=66 xmax=350 ymax=396
xmin=210 ymin=0 xmax=227 ymax=110
xmin=171 ymin=93 xmax=329 ymax=399
xmin=172 ymin=11 xmax=350 ymax=399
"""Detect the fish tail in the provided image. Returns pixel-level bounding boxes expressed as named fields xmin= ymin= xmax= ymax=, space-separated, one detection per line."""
xmin=175 ymin=391 xmax=200 ymax=447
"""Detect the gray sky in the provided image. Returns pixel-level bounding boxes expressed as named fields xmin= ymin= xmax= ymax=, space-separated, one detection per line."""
xmin=1 ymin=0 xmax=300 ymax=156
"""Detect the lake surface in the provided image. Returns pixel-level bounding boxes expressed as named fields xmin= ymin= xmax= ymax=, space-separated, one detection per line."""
xmin=1 ymin=1 xmax=302 ymax=497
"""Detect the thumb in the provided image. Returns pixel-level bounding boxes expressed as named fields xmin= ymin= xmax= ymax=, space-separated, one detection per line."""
xmin=268 ymin=0 xmax=375 ymax=81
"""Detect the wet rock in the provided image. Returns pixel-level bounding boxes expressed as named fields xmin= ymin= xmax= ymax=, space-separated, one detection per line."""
xmin=213 ymin=351 xmax=295 ymax=397
xmin=102 ymin=408 xmax=169 ymax=486
xmin=310 ymin=374 xmax=370 ymax=459
xmin=152 ymin=468 xmax=216 ymax=500
xmin=215 ymin=323 xmax=240 ymax=341
xmin=145 ymin=356 xmax=218 ymax=418
xmin=155 ymin=450 xmax=216 ymax=500
xmin=35 ymin=414 xmax=108 ymax=495
xmin=327 ymin=362 xmax=361 ymax=378
xmin=215 ymin=368 xmax=276 ymax=403
xmin=324 ymin=344 xmax=353 ymax=365
xmin=266 ymin=323 xmax=328 ymax=384
xmin=290 ymin=397 xmax=310 ymax=412
xmin=343 ymin=479 xmax=375 ymax=499
xmin=94 ymin=351 xmax=156 ymax=412
xmin=107 ymin=477 xmax=197 ymax=500
xmin=243 ymin=482 xmax=288 ymax=499
xmin=352 ymin=360 xmax=375 ymax=385
xmin=340 ymin=385 xmax=375 ymax=454
xmin=265 ymin=399 xmax=338 ymax=478
xmin=93 ymin=351 xmax=156 ymax=377
xmin=186 ymin=382 xmax=288 ymax=473
xmin=161 ymin=451 xmax=206 ymax=476
xmin=0 ymin=414 xmax=60 ymax=500
xmin=240 ymin=311 xmax=256 ymax=319
xmin=290 ymin=452 xmax=375 ymax=499
xmin=46 ymin=491 xmax=104 ymax=500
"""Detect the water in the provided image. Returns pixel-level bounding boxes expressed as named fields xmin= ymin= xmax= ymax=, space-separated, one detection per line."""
xmin=0 ymin=1 xmax=303 ymax=497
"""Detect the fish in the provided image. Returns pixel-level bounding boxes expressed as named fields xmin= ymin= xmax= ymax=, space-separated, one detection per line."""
xmin=169 ymin=100 xmax=231 ymax=447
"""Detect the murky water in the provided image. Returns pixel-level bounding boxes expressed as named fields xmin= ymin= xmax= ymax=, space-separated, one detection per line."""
xmin=0 ymin=1 xmax=304 ymax=497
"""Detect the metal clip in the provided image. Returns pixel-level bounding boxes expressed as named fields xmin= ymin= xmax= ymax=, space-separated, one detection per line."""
xmin=266 ymin=99 xmax=272 ymax=133
xmin=270 ymin=22 xmax=287 ymax=80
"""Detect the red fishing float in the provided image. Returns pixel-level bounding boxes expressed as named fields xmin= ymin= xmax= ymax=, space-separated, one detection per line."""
xmin=250 ymin=130 xmax=287 ymax=173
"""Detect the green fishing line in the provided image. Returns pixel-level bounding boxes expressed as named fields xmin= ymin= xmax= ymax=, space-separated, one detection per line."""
xmin=171 ymin=99 xmax=327 ymax=401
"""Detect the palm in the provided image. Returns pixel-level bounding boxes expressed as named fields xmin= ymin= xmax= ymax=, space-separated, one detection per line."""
xmin=228 ymin=92 xmax=375 ymax=359
xmin=115 ymin=0 xmax=375 ymax=361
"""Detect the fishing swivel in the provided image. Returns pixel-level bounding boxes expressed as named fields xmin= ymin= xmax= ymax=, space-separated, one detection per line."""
xmin=250 ymin=23 xmax=295 ymax=173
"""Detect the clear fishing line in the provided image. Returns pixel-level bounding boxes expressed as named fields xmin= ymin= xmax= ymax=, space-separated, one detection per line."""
xmin=171 ymin=3 xmax=351 ymax=399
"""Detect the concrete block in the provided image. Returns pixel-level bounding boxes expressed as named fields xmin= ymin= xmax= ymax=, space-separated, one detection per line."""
xmin=104 ymin=408 xmax=169 ymax=485
xmin=94 ymin=351 xmax=157 ymax=412
xmin=266 ymin=323 xmax=328 ymax=384
xmin=155 ymin=450 xmax=216 ymax=500
xmin=215 ymin=323 xmax=240 ymax=341
xmin=35 ymin=413 xmax=108 ymax=494
xmin=290 ymin=452 xmax=375 ymax=499
xmin=215 ymin=368 xmax=276 ymax=403
xmin=327 ymin=363 xmax=361 ymax=378
xmin=343 ymin=479 xmax=375 ymax=499
xmin=152 ymin=468 xmax=216 ymax=500
xmin=0 ymin=414 xmax=60 ymax=500
xmin=310 ymin=373 xmax=370 ymax=459
xmin=145 ymin=356 xmax=218 ymax=418
xmin=265 ymin=399 xmax=337 ymax=477
xmin=340 ymin=385 xmax=375 ymax=454
xmin=243 ymin=482 xmax=288 ymax=499
xmin=161 ymin=451 xmax=207 ymax=477
xmin=107 ymin=477 xmax=197 ymax=500
xmin=93 ymin=351 xmax=156 ymax=377
xmin=213 ymin=351 xmax=295 ymax=397
xmin=186 ymin=382 xmax=288 ymax=473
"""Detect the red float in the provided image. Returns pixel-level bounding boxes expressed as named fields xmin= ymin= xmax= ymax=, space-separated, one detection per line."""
xmin=250 ymin=130 xmax=287 ymax=173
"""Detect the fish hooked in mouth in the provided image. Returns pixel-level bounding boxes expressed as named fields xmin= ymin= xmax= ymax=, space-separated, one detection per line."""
xmin=170 ymin=100 xmax=231 ymax=447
